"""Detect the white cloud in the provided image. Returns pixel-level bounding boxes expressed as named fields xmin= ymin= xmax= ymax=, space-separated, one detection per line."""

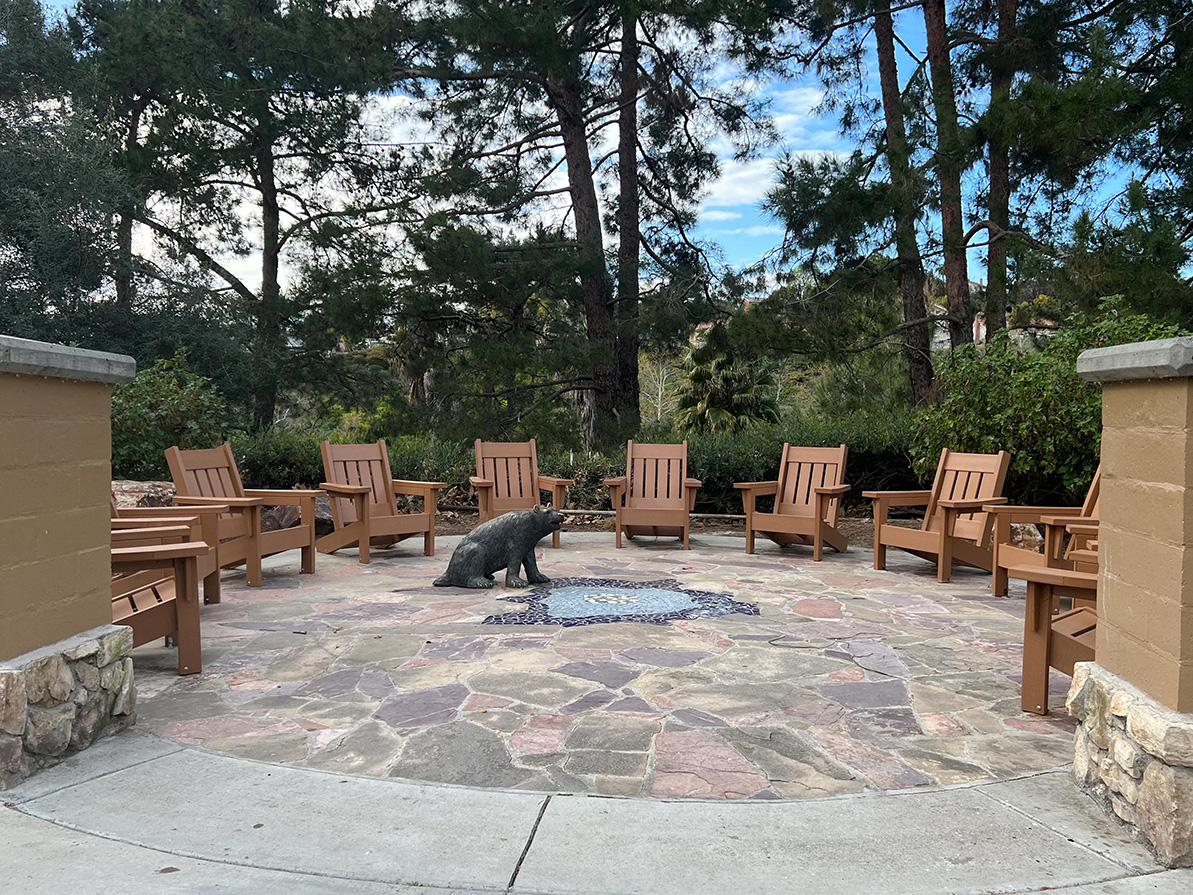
xmin=700 ymin=209 xmax=742 ymax=222
xmin=712 ymin=224 xmax=786 ymax=237
xmin=701 ymin=158 xmax=779 ymax=208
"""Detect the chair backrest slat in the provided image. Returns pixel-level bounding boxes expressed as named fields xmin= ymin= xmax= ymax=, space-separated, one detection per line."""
xmin=922 ymin=448 xmax=1010 ymax=543
xmin=167 ymin=444 xmax=246 ymax=500
xmin=475 ymin=440 xmax=541 ymax=512
xmin=1081 ymin=466 xmax=1102 ymax=519
xmin=321 ymin=441 xmax=398 ymax=528
xmin=775 ymin=444 xmax=848 ymax=524
xmin=624 ymin=441 xmax=688 ymax=510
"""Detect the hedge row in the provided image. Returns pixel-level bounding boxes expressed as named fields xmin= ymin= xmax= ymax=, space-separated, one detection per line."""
xmin=226 ymin=411 xmax=918 ymax=515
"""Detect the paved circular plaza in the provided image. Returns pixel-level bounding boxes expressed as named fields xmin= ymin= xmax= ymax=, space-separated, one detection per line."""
xmin=131 ymin=533 xmax=1076 ymax=799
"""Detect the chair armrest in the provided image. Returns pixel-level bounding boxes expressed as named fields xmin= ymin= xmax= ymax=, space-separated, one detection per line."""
xmin=734 ymin=481 xmax=779 ymax=494
xmin=175 ymin=496 xmax=262 ymax=508
xmin=684 ymin=478 xmax=702 ymax=488
xmin=111 ymin=516 xmax=200 ymax=529
xmin=393 ymin=480 xmax=449 ymax=496
xmin=1066 ymin=522 xmax=1099 ymax=537
xmin=111 ymin=525 xmax=194 ymax=542
xmin=538 ymin=475 xmax=575 ymax=488
xmin=112 ymin=542 xmax=206 ymax=565
xmin=243 ymin=489 xmax=324 ymax=505
xmin=938 ymin=497 xmax=1007 ymax=511
xmin=1041 ymin=513 xmax=1093 ymax=527
xmin=603 ymin=477 xmax=627 ymax=488
xmin=320 ymin=482 xmax=372 ymax=496
xmin=984 ymin=505 xmax=1080 ymax=517
xmin=469 ymin=477 xmax=494 ymax=489
xmin=116 ymin=505 xmax=229 ymax=518
xmin=864 ymin=490 xmax=932 ymax=507
xmin=814 ymin=484 xmax=851 ymax=496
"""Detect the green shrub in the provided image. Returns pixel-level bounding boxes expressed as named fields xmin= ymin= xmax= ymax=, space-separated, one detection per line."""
xmin=111 ymin=351 xmax=226 ymax=480
xmin=688 ymin=412 xmax=917 ymax=512
xmin=231 ymin=420 xmax=332 ymax=488
xmin=913 ymin=301 xmax=1181 ymax=504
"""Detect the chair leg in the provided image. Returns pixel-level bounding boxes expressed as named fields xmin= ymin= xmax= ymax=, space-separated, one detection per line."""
xmin=1021 ymin=580 xmax=1053 ymax=715
xmin=992 ymin=565 xmax=1009 ymax=597
xmin=552 ymin=529 xmax=561 ymax=549
xmin=937 ymin=532 xmax=953 ymax=583
xmin=813 ymin=525 xmax=824 ymax=562
xmin=615 ymin=509 xmax=622 ymax=548
xmin=745 ymin=524 xmax=754 ymax=555
xmin=247 ymin=549 xmax=263 ymax=587
xmin=175 ymin=559 xmax=202 ymax=675
xmin=874 ymin=539 xmax=886 ymax=570
xmin=682 ymin=523 xmax=690 ymax=550
xmin=203 ymin=569 xmax=221 ymax=605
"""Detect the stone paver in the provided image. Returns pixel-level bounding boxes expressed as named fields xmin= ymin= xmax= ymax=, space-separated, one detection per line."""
xmin=130 ymin=534 xmax=1077 ymax=799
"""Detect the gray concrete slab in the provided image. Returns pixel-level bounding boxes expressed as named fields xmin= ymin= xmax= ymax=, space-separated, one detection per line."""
xmin=977 ymin=773 xmax=1157 ymax=871
xmin=16 ymin=748 xmax=544 ymax=891
xmin=1049 ymin=871 xmax=1193 ymax=893
xmin=3 ymin=728 xmax=183 ymax=804
xmin=0 ymin=807 xmax=479 ymax=894
xmin=0 ymin=333 xmax=135 ymax=383
xmin=514 ymin=785 xmax=1145 ymax=895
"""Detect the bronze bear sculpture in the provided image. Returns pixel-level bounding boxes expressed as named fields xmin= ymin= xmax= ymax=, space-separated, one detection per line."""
xmin=434 ymin=506 xmax=564 ymax=589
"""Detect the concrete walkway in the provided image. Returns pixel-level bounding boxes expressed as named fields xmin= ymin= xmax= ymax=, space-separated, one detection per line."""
xmin=2 ymin=729 xmax=1189 ymax=894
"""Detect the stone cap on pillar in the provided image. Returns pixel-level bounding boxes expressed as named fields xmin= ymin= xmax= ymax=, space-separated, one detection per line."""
xmin=1078 ymin=336 xmax=1193 ymax=383
xmin=0 ymin=334 xmax=135 ymax=384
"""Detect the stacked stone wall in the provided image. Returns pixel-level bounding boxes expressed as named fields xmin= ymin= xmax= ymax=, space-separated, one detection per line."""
xmin=1069 ymin=662 xmax=1193 ymax=866
xmin=0 ymin=625 xmax=135 ymax=790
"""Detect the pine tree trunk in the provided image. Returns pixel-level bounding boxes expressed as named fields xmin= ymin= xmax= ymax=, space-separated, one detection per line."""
xmin=985 ymin=0 xmax=1017 ymax=339
xmin=616 ymin=13 xmax=642 ymax=433
xmin=252 ymin=136 xmax=282 ymax=432
xmin=874 ymin=4 xmax=934 ymax=404
xmin=923 ymin=0 xmax=973 ymax=347
xmin=547 ymin=75 xmax=618 ymax=448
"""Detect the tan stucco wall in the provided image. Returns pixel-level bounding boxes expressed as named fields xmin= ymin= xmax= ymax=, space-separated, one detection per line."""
xmin=1098 ymin=378 xmax=1193 ymax=712
xmin=0 ymin=374 xmax=114 ymax=661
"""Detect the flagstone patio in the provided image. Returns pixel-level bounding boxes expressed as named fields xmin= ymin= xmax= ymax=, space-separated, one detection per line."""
xmin=130 ymin=533 xmax=1077 ymax=800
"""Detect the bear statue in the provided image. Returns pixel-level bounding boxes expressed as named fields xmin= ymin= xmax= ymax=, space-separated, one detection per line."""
xmin=433 ymin=506 xmax=564 ymax=589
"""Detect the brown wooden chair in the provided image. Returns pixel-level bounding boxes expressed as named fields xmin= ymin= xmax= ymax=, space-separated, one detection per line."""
xmin=865 ymin=448 xmax=1010 ymax=582
xmin=735 ymin=444 xmax=851 ymax=561
xmin=987 ymin=467 xmax=1101 ymax=596
xmin=604 ymin=440 xmax=701 ymax=549
xmin=111 ymin=495 xmax=226 ymax=603
xmin=111 ymin=526 xmax=207 ymax=675
xmin=1009 ymin=546 xmax=1098 ymax=715
xmin=318 ymin=440 xmax=447 ymax=563
xmin=472 ymin=439 xmax=573 ymax=548
xmin=165 ymin=443 xmax=322 ymax=586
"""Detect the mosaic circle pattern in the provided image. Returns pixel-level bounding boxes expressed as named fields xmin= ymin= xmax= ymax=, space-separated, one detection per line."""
xmin=483 ymin=577 xmax=760 ymax=627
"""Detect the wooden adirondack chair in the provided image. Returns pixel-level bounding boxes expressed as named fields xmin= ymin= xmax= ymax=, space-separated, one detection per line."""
xmin=472 ymin=439 xmax=573 ymax=548
xmin=735 ymin=444 xmax=851 ymax=561
xmin=111 ymin=495 xmax=226 ymax=603
xmin=318 ymin=440 xmax=447 ymax=563
xmin=604 ymin=441 xmax=701 ymax=549
xmin=865 ymin=448 xmax=1010 ymax=582
xmin=165 ymin=443 xmax=323 ymax=586
xmin=987 ymin=466 xmax=1101 ymax=596
xmin=111 ymin=525 xmax=207 ymax=675
xmin=1009 ymin=521 xmax=1099 ymax=715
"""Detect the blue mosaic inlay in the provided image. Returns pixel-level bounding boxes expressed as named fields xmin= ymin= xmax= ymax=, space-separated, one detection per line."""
xmin=483 ymin=577 xmax=759 ymax=627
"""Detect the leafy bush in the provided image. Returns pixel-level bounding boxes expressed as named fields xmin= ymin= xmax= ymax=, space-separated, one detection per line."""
xmin=111 ymin=351 xmax=226 ymax=480
xmin=211 ymin=411 xmax=915 ymax=513
xmin=913 ymin=301 xmax=1181 ymax=504
xmin=231 ymin=420 xmax=333 ymax=488
xmin=688 ymin=411 xmax=917 ymax=512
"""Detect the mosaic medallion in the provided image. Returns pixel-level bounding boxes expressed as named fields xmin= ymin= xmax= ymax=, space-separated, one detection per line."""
xmin=483 ymin=577 xmax=759 ymax=627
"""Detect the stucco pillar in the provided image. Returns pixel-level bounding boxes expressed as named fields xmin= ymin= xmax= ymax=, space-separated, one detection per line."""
xmin=1066 ymin=337 xmax=1193 ymax=866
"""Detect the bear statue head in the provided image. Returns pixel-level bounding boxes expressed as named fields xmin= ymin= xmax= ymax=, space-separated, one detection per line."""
xmin=532 ymin=505 xmax=564 ymax=533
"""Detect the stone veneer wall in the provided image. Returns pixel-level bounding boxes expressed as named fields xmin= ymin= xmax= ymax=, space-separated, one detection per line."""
xmin=0 ymin=625 xmax=136 ymax=790
xmin=1068 ymin=662 xmax=1193 ymax=866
